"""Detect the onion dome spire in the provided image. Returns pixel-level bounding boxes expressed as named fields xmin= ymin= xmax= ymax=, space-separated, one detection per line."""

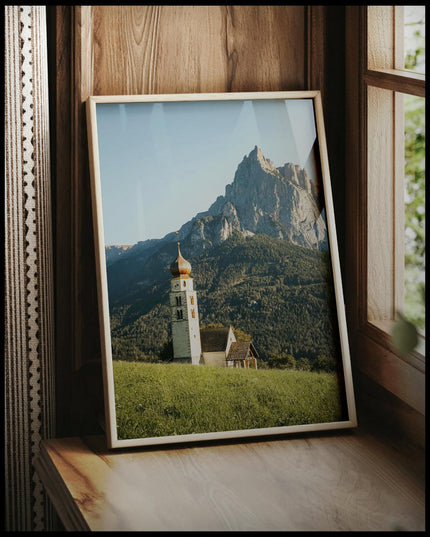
xmin=170 ymin=241 xmax=191 ymax=276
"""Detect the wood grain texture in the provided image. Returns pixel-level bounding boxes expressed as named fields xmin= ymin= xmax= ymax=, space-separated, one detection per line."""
xmin=353 ymin=327 xmax=425 ymax=415
xmin=353 ymin=367 xmax=425 ymax=452
xmin=393 ymin=91 xmax=405 ymax=314
xmin=307 ymin=6 xmax=326 ymax=98
xmin=36 ymin=432 xmax=425 ymax=532
xmin=72 ymin=7 xmax=101 ymax=377
xmin=367 ymin=85 xmax=395 ymax=321
xmin=364 ymin=68 xmax=426 ymax=97
xmin=88 ymin=5 xmax=306 ymax=96
xmin=323 ymin=6 xmax=347 ymax=272
xmin=47 ymin=6 xmax=81 ymax=437
xmin=367 ymin=6 xmax=395 ymax=70
xmin=345 ymin=6 xmax=367 ymax=334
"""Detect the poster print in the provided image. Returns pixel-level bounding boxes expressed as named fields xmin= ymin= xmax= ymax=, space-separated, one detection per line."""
xmin=87 ymin=91 xmax=357 ymax=448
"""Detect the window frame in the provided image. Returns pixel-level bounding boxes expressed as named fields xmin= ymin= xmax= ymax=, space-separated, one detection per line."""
xmin=345 ymin=5 xmax=425 ymax=415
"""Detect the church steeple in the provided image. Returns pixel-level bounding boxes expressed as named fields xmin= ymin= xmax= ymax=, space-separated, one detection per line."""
xmin=169 ymin=241 xmax=202 ymax=365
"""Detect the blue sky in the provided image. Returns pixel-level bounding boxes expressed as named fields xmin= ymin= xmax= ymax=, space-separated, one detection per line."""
xmin=96 ymin=97 xmax=318 ymax=246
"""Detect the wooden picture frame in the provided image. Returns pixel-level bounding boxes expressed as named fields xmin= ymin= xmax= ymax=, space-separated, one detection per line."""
xmin=86 ymin=91 xmax=357 ymax=449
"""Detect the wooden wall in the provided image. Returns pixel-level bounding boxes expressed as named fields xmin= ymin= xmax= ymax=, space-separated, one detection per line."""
xmin=47 ymin=5 xmax=346 ymax=437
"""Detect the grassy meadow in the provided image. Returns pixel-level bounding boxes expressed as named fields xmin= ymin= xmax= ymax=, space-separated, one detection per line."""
xmin=113 ymin=361 xmax=344 ymax=440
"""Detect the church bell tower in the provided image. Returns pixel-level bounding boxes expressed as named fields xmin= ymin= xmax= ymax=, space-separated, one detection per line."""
xmin=169 ymin=242 xmax=202 ymax=365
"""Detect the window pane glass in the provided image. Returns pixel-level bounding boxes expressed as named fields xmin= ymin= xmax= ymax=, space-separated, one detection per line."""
xmin=404 ymin=93 xmax=425 ymax=331
xmin=404 ymin=5 xmax=425 ymax=74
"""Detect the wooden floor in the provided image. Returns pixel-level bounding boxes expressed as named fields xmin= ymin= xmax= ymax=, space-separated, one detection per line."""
xmin=35 ymin=427 xmax=425 ymax=532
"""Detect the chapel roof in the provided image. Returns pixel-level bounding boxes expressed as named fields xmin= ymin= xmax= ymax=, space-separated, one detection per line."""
xmin=227 ymin=341 xmax=259 ymax=361
xmin=200 ymin=326 xmax=231 ymax=353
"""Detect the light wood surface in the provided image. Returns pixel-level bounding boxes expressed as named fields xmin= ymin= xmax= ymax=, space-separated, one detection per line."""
xmin=367 ymin=84 xmax=395 ymax=323
xmin=88 ymin=5 xmax=307 ymax=95
xmin=35 ymin=431 xmax=425 ymax=532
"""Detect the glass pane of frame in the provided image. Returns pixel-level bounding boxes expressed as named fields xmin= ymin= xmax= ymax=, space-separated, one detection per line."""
xmin=86 ymin=91 xmax=357 ymax=448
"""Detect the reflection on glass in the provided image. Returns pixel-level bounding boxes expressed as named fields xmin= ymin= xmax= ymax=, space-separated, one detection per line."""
xmin=404 ymin=5 xmax=425 ymax=74
xmin=404 ymin=93 xmax=425 ymax=331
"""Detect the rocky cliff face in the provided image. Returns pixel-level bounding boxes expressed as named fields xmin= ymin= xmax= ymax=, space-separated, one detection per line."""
xmin=107 ymin=146 xmax=329 ymax=267
xmin=181 ymin=145 xmax=328 ymax=253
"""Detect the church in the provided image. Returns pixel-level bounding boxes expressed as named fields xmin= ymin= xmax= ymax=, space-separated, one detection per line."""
xmin=169 ymin=243 xmax=258 ymax=369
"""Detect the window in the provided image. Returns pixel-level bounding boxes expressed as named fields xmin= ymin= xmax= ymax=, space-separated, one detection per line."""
xmin=176 ymin=296 xmax=182 ymax=306
xmin=366 ymin=6 xmax=425 ymax=353
xmin=176 ymin=310 xmax=183 ymax=320
xmin=191 ymin=309 xmax=195 ymax=318
xmin=345 ymin=5 xmax=425 ymax=416
xmin=190 ymin=296 xmax=194 ymax=305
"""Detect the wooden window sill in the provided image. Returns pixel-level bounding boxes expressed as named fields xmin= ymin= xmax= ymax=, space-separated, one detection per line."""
xmin=352 ymin=323 xmax=425 ymax=416
xmin=34 ymin=430 xmax=425 ymax=532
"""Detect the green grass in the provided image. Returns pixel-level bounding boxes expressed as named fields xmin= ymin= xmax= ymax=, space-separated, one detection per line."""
xmin=113 ymin=361 xmax=344 ymax=440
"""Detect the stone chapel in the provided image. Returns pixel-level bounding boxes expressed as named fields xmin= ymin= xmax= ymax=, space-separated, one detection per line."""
xmin=169 ymin=243 xmax=258 ymax=369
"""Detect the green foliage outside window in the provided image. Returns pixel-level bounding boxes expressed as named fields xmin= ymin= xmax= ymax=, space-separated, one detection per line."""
xmin=403 ymin=9 xmax=425 ymax=332
xmin=404 ymin=93 xmax=425 ymax=331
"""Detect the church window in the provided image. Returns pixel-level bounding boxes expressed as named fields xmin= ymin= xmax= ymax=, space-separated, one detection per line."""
xmin=176 ymin=296 xmax=182 ymax=306
xmin=176 ymin=309 xmax=183 ymax=320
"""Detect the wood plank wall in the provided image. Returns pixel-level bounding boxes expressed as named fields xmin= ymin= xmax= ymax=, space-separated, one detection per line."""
xmin=47 ymin=6 xmax=346 ymax=437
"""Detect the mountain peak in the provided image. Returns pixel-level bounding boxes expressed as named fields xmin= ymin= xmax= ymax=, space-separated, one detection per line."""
xmin=106 ymin=145 xmax=328 ymax=278
xmin=250 ymin=144 xmax=263 ymax=157
xmin=206 ymin=145 xmax=327 ymax=251
xmin=241 ymin=145 xmax=278 ymax=176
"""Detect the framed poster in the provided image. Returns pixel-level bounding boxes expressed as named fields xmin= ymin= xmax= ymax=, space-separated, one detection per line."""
xmin=86 ymin=91 xmax=357 ymax=449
